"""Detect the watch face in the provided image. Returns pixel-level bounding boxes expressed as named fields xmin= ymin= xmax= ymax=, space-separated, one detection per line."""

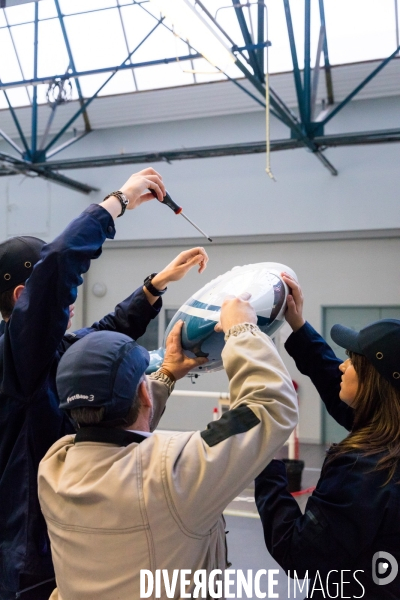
xmin=144 ymin=273 xmax=157 ymax=285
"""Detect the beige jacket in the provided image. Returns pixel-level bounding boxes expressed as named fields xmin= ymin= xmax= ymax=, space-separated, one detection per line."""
xmin=38 ymin=327 xmax=298 ymax=600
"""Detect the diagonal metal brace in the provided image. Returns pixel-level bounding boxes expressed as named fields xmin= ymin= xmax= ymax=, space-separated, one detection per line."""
xmin=233 ymin=58 xmax=338 ymax=174
xmin=0 ymin=151 xmax=98 ymax=194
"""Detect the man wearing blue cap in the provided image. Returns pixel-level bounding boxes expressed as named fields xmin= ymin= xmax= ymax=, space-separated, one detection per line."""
xmin=38 ymin=294 xmax=298 ymax=600
xmin=0 ymin=167 xmax=208 ymax=600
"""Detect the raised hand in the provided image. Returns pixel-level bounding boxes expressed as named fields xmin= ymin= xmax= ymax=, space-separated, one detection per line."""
xmin=281 ymin=272 xmax=305 ymax=332
xmin=214 ymin=292 xmax=257 ymax=334
xmin=120 ymin=167 xmax=166 ymax=208
xmin=101 ymin=168 xmax=166 ymax=219
xmin=161 ymin=321 xmax=208 ymax=380
xmin=150 ymin=247 xmax=209 ymax=291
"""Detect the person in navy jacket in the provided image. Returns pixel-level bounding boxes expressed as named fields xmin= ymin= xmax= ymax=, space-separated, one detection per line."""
xmin=0 ymin=168 xmax=208 ymax=600
xmin=255 ymin=273 xmax=400 ymax=599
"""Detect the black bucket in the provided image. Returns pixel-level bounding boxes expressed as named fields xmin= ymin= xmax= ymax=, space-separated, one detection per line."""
xmin=282 ymin=459 xmax=305 ymax=493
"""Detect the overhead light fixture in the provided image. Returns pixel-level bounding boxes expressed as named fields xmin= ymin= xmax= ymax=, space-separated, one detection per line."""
xmin=148 ymin=0 xmax=236 ymax=69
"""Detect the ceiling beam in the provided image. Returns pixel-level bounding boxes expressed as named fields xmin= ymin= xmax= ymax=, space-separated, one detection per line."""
xmin=0 ymin=151 xmax=98 ymax=194
xmin=2 ymin=130 xmax=400 ymax=193
xmin=18 ymin=128 xmax=400 ymax=171
xmin=0 ymin=52 xmax=201 ymax=92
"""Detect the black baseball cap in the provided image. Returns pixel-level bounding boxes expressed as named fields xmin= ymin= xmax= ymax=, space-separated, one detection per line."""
xmin=0 ymin=236 xmax=45 ymax=293
xmin=57 ymin=330 xmax=150 ymax=423
xmin=331 ymin=319 xmax=400 ymax=390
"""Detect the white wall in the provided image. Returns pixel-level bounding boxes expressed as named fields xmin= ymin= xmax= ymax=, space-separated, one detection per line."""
xmin=83 ymin=235 xmax=400 ymax=442
xmin=0 ymin=95 xmax=400 ymax=244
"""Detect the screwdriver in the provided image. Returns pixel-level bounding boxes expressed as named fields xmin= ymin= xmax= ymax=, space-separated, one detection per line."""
xmin=150 ymin=189 xmax=212 ymax=242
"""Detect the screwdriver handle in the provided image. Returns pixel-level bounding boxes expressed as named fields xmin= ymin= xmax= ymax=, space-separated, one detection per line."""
xmin=150 ymin=189 xmax=182 ymax=215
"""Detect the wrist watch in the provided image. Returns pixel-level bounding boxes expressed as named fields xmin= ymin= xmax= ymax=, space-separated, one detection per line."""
xmin=103 ymin=191 xmax=129 ymax=217
xmin=144 ymin=273 xmax=167 ymax=296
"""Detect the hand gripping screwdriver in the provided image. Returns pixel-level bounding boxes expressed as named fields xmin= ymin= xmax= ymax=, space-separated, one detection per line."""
xmin=150 ymin=189 xmax=212 ymax=242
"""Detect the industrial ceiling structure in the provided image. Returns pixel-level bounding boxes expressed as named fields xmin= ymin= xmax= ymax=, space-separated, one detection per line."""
xmin=0 ymin=0 xmax=399 ymax=193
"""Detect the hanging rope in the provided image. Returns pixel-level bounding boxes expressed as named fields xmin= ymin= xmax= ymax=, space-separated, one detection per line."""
xmin=172 ymin=0 xmax=276 ymax=182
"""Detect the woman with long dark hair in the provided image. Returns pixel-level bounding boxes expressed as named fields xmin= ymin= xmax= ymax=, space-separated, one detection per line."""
xmin=255 ymin=273 xmax=400 ymax=599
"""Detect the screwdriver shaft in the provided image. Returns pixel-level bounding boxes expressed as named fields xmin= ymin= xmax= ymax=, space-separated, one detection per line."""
xmin=149 ymin=188 xmax=212 ymax=242
xmin=181 ymin=212 xmax=212 ymax=242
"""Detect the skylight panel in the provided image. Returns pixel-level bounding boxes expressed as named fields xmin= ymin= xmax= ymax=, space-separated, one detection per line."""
xmin=8 ymin=22 xmax=35 ymax=80
xmin=4 ymin=2 xmax=34 ymax=26
xmin=0 ymin=22 xmax=34 ymax=81
xmin=119 ymin=3 xmax=164 ymax=59
xmin=38 ymin=0 xmax=58 ymax=20
xmin=278 ymin=0 xmax=322 ymax=69
xmin=64 ymin=8 xmax=129 ymax=71
xmin=0 ymin=27 xmax=21 ymax=83
xmin=212 ymin=2 xmax=247 ymax=49
xmin=133 ymin=61 xmax=197 ymax=91
xmin=188 ymin=57 xmax=230 ymax=84
xmin=324 ymin=0 xmax=397 ymax=64
xmin=38 ymin=18 xmax=69 ymax=78
xmin=77 ymin=69 xmax=136 ymax=97
xmin=59 ymin=0 xmax=117 ymax=16
xmin=0 ymin=0 xmax=399 ymax=110
xmin=259 ymin=1 xmax=293 ymax=74
xmin=1 ymin=86 xmax=31 ymax=109
xmin=129 ymin=18 xmax=192 ymax=63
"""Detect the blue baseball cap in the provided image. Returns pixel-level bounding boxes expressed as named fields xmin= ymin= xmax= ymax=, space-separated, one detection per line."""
xmin=0 ymin=236 xmax=45 ymax=293
xmin=331 ymin=319 xmax=400 ymax=390
xmin=57 ymin=330 xmax=150 ymax=422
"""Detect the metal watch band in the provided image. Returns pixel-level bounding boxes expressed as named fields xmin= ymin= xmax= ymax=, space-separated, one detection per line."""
xmin=103 ymin=191 xmax=129 ymax=218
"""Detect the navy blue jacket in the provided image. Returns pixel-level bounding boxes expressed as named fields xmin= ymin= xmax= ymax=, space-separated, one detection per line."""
xmin=255 ymin=322 xmax=400 ymax=599
xmin=0 ymin=205 xmax=161 ymax=599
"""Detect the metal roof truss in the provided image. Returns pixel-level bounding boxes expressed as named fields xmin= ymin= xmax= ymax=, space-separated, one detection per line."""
xmin=0 ymin=0 xmax=399 ymax=193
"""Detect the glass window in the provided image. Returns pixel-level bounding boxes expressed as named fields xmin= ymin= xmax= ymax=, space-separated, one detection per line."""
xmin=119 ymin=3 xmax=160 ymax=53
xmin=6 ymin=23 xmax=35 ymax=80
xmin=59 ymin=0 xmax=117 ymax=16
xmin=4 ymin=3 xmax=34 ymax=26
xmin=0 ymin=27 xmax=29 ymax=82
xmin=64 ymin=10 xmax=128 ymax=71
xmin=324 ymin=0 xmax=397 ymax=64
xmin=134 ymin=62 xmax=195 ymax=91
xmin=0 ymin=0 xmax=398 ymax=108
xmin=77 ymin=69 xmax=136 ymax=97
xmin=1 ymin=86 xmax=30 ymax=109
xmin=39 ymin=0 xmax=58 ymax=21
xmin=190 ymin=57 xmax=239 ymax=84
xmin=165 ymin=308 xmax=178 ymax=332
xmin=136 ymin=316 xmax=159 ymax=351
xmin=38 ymin=18 xmax=69 ymax=79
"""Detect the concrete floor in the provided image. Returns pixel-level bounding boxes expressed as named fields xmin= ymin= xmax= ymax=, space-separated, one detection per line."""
xmin=222 ymin=443 xmax=328 ymax=599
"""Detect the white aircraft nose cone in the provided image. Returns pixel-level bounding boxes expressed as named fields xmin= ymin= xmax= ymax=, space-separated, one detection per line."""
xmin=163 ymin=262 xmax=297 ymax=374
